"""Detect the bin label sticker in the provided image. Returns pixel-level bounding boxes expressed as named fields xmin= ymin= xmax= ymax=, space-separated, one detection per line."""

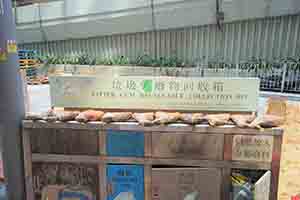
xmin=232 ymin=135 xmax=273 ymax=162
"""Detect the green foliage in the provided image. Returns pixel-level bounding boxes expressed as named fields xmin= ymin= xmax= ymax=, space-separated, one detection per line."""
xmin=96 ymin=56 xmax=130 ymax=66
xmin=278 ymin=56 xmax=300 ymax=70
xmin=133 ymin=54 xmax=185 ymax=67
xmin=111 ymin=56 xmax=130 ymax=65
xmin=158 ymin=55 xmax=184 ymax=68
xmin=37 ymin=53 xmax=300 ymax=72
xmin=39 ymin=54 xmax=96 ymax=65
xmin=77 ymin=54 xmax=94 ymax=65
xmin=240 ymin=57 xmax=273 ymax=73
xmin=38 ymin=55 xmax=58 ymax=74
xmin=96 ymin=57 xmax=112 ymax=65
xmin=207 ymin=58 xmax=235 ymax=69
xmin=40 ymin=55 xmax=62 ymax=65
xmin=134 ymin=54 xmax=154 ymax=66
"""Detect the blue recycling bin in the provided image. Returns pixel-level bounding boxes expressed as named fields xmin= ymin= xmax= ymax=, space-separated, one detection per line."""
xmin=107 ymin=165 xmax=144 ymax=200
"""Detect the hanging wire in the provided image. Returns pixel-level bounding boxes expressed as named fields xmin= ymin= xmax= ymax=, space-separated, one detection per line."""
xmin=150 ymin=0 xmax=157 ymax=59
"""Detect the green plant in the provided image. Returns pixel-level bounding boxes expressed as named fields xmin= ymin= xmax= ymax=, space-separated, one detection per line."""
xmin=38 ymin=55 xmax=59 ymax=74
xmin=207 ymin=57 xmax=234 ymax=69
xmin=96 ymin=56 xmax=130 ymax=66
xmin=111 ymin=56 xmax=130 ymax=65
xmin=37 ymin=53 xmax=300 ymax=74
xmin=77 ymin=54 xmax=93 ymax=65
xmin=280 ymin=56 xmax=300 ymax=70
xmin=143 ymin=55 xmax=185 ymax=68
xmin=240 ymin=57 xmax=273 ymax=73
xmin=165 ymin=55 xmax=183 ymax=68
xmin=63 ymin=55 xmax=78 ymax=64
xmin=134 ymin=54 xmax=154 ymax=66
xmin=95 ymin=57 xmax=105 ymax=65
xmin=42 ymin=55 xmax=60 ymax=64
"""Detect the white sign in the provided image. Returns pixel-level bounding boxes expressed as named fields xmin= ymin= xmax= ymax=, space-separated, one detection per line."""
xmin=50 ymin=75 xmax=260 ymax=112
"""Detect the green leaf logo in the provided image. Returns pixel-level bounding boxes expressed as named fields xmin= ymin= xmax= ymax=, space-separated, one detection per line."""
xmin=143 ymin=80 xmax=153 ymax=93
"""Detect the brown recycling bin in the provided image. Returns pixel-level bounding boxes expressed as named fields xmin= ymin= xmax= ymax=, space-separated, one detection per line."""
xmin=152 ymin=168 xmax=222 ymax=200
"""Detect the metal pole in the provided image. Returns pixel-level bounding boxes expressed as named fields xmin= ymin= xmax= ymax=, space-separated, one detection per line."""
xmin=281 ymin=63 xmax=287 ymax=93
xmin=0 ymin=0 xmax=26 ymax=200
xmin=235 ymin=63 xmax=239 ymax=77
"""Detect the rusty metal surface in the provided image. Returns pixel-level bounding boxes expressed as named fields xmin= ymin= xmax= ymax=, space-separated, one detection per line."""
xmin=152 ymin=133 xmax=224 ymax=160
xmin=30 ymin=128 xmax=99 ymax=155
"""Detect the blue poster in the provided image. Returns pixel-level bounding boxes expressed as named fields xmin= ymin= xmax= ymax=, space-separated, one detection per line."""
xmin=107 ymin=165 xmax=144 ymax=200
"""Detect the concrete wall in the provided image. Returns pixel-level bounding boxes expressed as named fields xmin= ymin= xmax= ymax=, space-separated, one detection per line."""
xmin=16 ymin=0 xmax=300 ymax=43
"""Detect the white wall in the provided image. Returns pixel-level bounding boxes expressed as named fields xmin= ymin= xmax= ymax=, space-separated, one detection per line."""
xmin=17 ymin=1 xmax=65 ymax=23
xmin=16 ymin=0 xmax=300 ymax=44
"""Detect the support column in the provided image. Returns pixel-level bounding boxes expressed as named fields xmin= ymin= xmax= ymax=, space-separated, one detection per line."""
xmin=0 ymin=0 xmax=26 ymax=199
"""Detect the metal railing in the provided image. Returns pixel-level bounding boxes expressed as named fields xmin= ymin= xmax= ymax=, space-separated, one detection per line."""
xmin=198 ymin=63 xmax=300 ymax=93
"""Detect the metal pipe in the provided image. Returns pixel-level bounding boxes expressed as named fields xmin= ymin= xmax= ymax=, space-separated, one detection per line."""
xmin=0 ymin=0 xmax=26 ymax=199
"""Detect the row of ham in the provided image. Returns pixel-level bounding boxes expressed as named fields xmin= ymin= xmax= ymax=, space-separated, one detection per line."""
xmin=26 ymin=110 xmax=284 ymax=129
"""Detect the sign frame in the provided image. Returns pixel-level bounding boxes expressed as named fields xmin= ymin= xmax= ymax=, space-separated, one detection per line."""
xmin=49 ymin=75 xmax=260 ymax=112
